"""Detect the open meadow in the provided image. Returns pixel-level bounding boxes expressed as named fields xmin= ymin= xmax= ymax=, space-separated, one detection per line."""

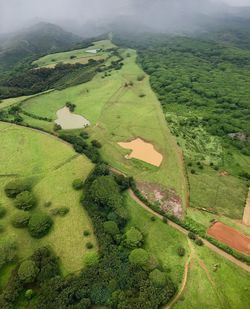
xmin=0 ymin=122 xmax=96 ymax=275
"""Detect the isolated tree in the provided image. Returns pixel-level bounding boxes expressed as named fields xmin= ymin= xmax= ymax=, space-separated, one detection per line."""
xmin=14 ymin=191 xmax=36 ymax=211
xmin=11 ymin=211 xmax=30 ymax=228
xmin=4 ymin=179 xmax=31 ymax=198
xmin=28 ymin=213 xmax=53 ymax=238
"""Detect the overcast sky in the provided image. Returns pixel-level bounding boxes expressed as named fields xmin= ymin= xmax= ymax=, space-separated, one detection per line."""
xmin=0 ymin=0 xmax=250 ymax=34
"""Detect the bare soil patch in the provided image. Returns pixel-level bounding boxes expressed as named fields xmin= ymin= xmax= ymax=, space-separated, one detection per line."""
xmin=118 ymin=138 xmax=163 ymax=167
xmin=208 ymin=222 xmax=250 ymax=256
xmin=137 ymin=182 xmax=183 ymax=218
xmin=243 ymin=188 xmax=250 ymax=226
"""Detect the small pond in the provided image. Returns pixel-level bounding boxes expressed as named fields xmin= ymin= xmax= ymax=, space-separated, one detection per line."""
xmin=55 ymin=107 xmax=90 ymax=130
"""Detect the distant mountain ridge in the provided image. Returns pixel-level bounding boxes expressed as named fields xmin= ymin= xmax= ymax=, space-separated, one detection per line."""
xmin=0 ymin=22 xmax=82 ymax=73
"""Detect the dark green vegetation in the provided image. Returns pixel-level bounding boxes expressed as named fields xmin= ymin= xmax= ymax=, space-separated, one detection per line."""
xmin=0 ymin=165 xmax=176 ymax=308
xmin=115 ymin=33 xmax=250 ymax=218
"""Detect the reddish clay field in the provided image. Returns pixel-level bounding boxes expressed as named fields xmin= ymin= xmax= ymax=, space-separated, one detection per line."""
xmin=208 ymin=222 xmax=250 ymax=256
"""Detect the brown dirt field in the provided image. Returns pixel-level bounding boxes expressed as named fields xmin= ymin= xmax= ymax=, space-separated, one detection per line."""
xmin=208 ymin=222 xmax=250 ymax=256
xmin=118 ymin=138 xmax=163 ymax=167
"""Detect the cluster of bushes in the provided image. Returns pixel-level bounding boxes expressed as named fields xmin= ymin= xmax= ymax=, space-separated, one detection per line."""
xmin=59 ymin=133 xmax=102 ymax=163
xmin=35 ymin=164 xmax=176 ymax=308
xmin=21 ymin=110 xmax=52 ymax=122
xmin=65 ymin=101 xmax=76 ymax=112
xmin=5 ymin=179 xmax=53 ymax=238
xmin=0 ymin=247 xmax=60 ymax=307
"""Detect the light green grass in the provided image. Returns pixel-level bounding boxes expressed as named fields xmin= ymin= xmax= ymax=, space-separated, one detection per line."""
xmin=188 ymin=166 xmax=247 ymax=219
xmin=21 ymin=44 xmax=187 ymax=207
xmin=174 ymin=245 xmax=250 ymax=309
xmin=0 ymin=122 xmax=96 ymax=274
xmin=33 ymin=40 xmax=116 ymax=68
xmin=187 ymin=208 xmax=250 ymax=236
xmin=126 ymin=194 xmax=188 ymax=285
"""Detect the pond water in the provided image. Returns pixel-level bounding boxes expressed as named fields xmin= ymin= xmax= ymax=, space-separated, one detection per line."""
xmin=55 ymin=107 xmax=90 ymax=130
xmin=118 ymin=138 xmax=163 ymax=167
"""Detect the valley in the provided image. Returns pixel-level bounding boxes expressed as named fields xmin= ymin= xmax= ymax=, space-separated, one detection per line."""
xmin=0 ymin=28 xmax=249 ymax=308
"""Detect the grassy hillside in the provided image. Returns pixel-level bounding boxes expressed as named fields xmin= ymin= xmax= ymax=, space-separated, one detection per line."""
xmin=0 ymin=122 xmax=96 ymax=274
xmin=6 ymin=43 xmax=187 ymax=209
xmin=33 ymin=40 xmax=116 ymax=68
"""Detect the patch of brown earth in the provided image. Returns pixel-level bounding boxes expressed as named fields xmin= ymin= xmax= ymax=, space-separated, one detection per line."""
xmin=137 ymin=182 xmax=183 ymax=218
xmin=219 ymin=171 xmax=229 ymax=177
xmin=243 ymin=188 xmax=250 ymax=226
xmin=118 ymin=138 xmax=163 ymax=167
xmin=208 ymin=222 xmax=250 ymax=256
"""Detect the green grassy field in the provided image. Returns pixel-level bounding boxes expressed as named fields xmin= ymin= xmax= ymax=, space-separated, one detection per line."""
xmin=13 ymin=43 xmax=187 ymax=208
xmin=174 ymin=244 xmax=250 ymax=309
xmin=188 ymin=166 xmax=247 ymax=219
xmin=126 ymin=194 xmax=189 ymax=285
xmin=33 ymin=40 xmax=116 ymax=68
xmin=0 ymin=122 xmax=96 ymax=274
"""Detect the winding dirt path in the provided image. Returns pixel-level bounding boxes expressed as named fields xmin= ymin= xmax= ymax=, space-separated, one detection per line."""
xmin=165 ymin=244 xmax=192 ymax=309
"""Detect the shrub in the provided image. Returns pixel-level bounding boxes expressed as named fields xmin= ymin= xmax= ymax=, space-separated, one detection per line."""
xmin=151 ymin=216 xmax=156 ymax=222
xmin=177 ymin=247 xmax=186 ymax=257
xmin=125 ymin=227 xmax=143 ymax=248
xmin=163 ymin=217 xmax=168 ymax=224
xmin=53 ymin=123 xmax=62 ymax=131
xmin=14 ymin=191 xmax=36 ymax=211
xmin=49 ymin=207 xmax=69 ymax=217
xmin=84 ymin=252 xmax=99 ymax=267
xmin=190 ymin=169 xmax=196 ymax=174
xmin=18 ymin=260 xmax=39 ymax=283
xmin=4 ymin=179 xmax=31 ymax=198
xmin=0 ymin=206 xmax=6 ymax=218
xmin=149 ymin=269 xmax=167 ymax=287
xmin=137 ymin=74 xmax=145 ymax=81
xmin=91 ymin=140 xmax=102 ymax=148
xmin=129 ymin=248 xmax=149 ymax=266
xmin=44 ymin=201 xmax=52 ymax=208
xmin=86 ymin=242 xmax=94 ymax=249
xmin=83 ymin=230 xmax=90 ymax=237
xmin=72 ymin=178 xmax=83 ymax=190
xmin=11 ymin=212 xmax=30 ymax=228
xmin=80 ymin=131 xmax=89 ymax=139
xmin=195 ymin=238 xmax=204 ymax=246
xmin=188 ymin=232 xmax=196 ymax=240
xmin=103 ymin=221 xmax=120 ymax=236
xmin=28 ymin=213 xmax=53 ymax=238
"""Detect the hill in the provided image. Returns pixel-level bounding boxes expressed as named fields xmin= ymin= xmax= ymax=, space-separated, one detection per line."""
xmin=0 ymin=22 xmax=82 ymax=73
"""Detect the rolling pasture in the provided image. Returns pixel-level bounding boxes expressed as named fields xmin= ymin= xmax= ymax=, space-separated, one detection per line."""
xmin=0 ymin=122 xmax=96 ymax=274
xmin=11 ymin=44 xmax=187 ymax=209
xmin=33 ymin=40 xmax=115 ymax=68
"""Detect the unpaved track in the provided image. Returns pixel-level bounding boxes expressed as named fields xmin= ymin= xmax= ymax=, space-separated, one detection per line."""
xmin=128 ymin=189 xmax=250 ymax=273
xmin=243 ymin=188 xmax=250 ymax=226
xmin=165 ymin=254 xmax=191 ymax=309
